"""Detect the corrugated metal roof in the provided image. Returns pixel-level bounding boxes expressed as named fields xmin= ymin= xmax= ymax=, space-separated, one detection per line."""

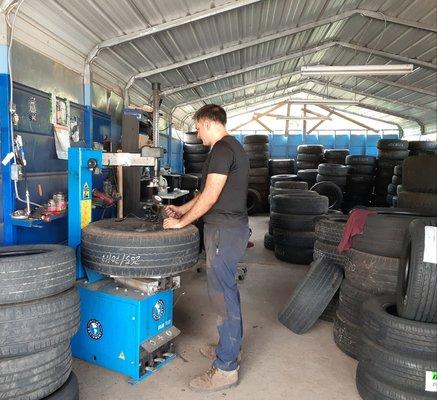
xmin=12 ymin=0 xmax=437 ymax=134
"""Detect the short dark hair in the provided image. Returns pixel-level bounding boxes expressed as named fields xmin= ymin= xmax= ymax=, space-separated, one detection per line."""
xmin=193 ymin=104 xmax=227 ymax=125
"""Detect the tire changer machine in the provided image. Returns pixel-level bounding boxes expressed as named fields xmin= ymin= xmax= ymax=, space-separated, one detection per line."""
xmin=68 ymin=83 xmax=189 ymax=383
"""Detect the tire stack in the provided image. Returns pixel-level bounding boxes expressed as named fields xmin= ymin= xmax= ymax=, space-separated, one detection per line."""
xmin=183 ymin=132 xmax=210 ymax=179
xmin=270 ymin=192 xmax=329 ymax=265
xmin=408 ymin=140 xmax=437 ymax=156
xmin=356 ymin=218 xmax=437 ymax=400
xmin=0 ymin=245 xmax=80 ymax=400
xmin=373 ymin=139 xmax=409 ymax=206
xmin=324 ymin=149 xmax=349 ymax=165
xmin=268 ymin=159 xmax=295 ymax=176
xmin=334 ymin=212 xmax=418 ymax=359
xmin=386 ymin=165 xmax=402 ymax=206
xmin=314 ymin=163 xmax=348 ymax=209
xmin=343 ymin=155 xmax=376 ymax=212
xmin=297 ymin=169 xmax=319 ymax=188
xmin=397 ymin=155 xmax=437 ymax=215
xmin=296 ymin=144 xmax=324 ymax=171
xmin=244 ymin=135 xmax=270 ymax=214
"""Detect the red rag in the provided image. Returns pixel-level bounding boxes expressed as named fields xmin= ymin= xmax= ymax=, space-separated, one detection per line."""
xmin=337 ymin=209 xmax=377 ymax=252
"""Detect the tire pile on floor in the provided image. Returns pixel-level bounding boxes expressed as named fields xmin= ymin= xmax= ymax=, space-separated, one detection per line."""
xmin=313 ymin=163 xmax=348 ymax=209
xmin=356 ymin=218 xmax=437 ymax=400
xmin=398 ymin=154 xmax=437 ymax=214
xmin=386 ymin=165 xmax=402 ymax=206
xmin=373 ymin=139 xmax=409 ymax=206
xmin=268 ymin=159 xmax=295 ymax=176
xmin=296 ymin=144 xmax=324 ymax=171
xmin=334 ymin=212 xmax=419 ymax=360
xmin=244 ymin=134 xmax=270 ymax=214
xmin=408 ymin=140 xmax=437 ymax=156
xmin=324 ymin=149 xmax=349 ymax=165
xmin=343 ymin=155 xmax=376 ymax=211
xmin=270 ymin=191 xmax=329 ymax=265
xmin=183 ymin=131 xmax=210 ymax=179
xmin=0 ymin=245 xmax=80 ymax=400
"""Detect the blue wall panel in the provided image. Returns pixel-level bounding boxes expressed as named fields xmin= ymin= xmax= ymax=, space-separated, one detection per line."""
xmin=93 ymin=109 xmax=110 ymax=144
xmin=335 ymin=134 xmax=350 ymax=149
xmin=318 ymin=135 xmax=335 ymax=149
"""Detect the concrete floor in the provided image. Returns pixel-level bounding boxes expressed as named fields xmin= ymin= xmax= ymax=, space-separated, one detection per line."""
xmin=73 ymin=215 xmax=361 ymax=400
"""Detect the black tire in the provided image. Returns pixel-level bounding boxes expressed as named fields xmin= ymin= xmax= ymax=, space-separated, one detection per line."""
xmin=313 ymin=240 xmax=346 ymax=266
xmin=249 ymin=182 xmax=269 ymax=193
xmin=243 ymin=143 xmax=269 ymax=152
xmin=81 ymin=218 xmax=199 ymax=277
xmin=394 ymin=165 xmax=403 ymax=176
xmin=45 ymin=372 xmax=79 ymax=400
xmin=180 ymin=174 xmax=199 ymax=191
xmin=184 ymin=132 xmax=202 ymax=144
xmin=297 ymin=144 xmax=324 ymax=154
xmin=320 ymin=294 xmax=339 ymax=322
xmin=338 ymin=279 xmax=369 ymax=327
xmin=316 ymin=174 xmax=347 ymax=187
xmin=269 ymin=159 xmax=295 ymax=175
xmin=270 ymin=187 xmax=314 ymax=196
xmin=297 ymin=153 xmax=324 ymax=162
xmin=387 ymin=183 xmax=397 ymax=195
xmin=183 ymin=153 xmax=208 ymax=162
xmin=377 ymin=149 xmax=409 ymax=160
xmin=398 ymin=191 xmax=437 ymax=215
xmin=397 ymin=218 xmax=437 ymax=323
xmin=274 ymin=245 xmax=314 ymax=265
xmin=362 ymin=295 xmax=437 ymax=357
xmin=0 ymin=288 xmax=79 ymax=357
xmin=333 ymin=311 xmax=360 ymax=359
xmin=183 ymin=143 xmax=210 ymax=154
xmin=297 ymin=169 xmax=318 ymax=181
xmin=296 ymin=161 xmax=320 ymax=170
xmin=272 ymin=229 xmax=315 ymax=248
xmin=245 ymin=151 xmax=269 ymax=160
xmin=274 ymin=181 xmax=308 ymax=190
xmin=310 ymin=181 xmax=343 ymax=209
xmin=247 ymin=188 xmax=262 ymax=215
xmin=347 ymin=164 xmax=375 ymax=175
xmin=278 ymin=258 xmax=343 ymax=334
xmin=348 ymin=174 xmax=374 ymax=184
xmin=324 ymin=149 xmax=349 ymax=159
xmin=249 ymin=175 xmax=268 ymax=184
xmin=184 ymin=161 xmax=204 ymax=172
xmin=344 ymin=249 xmax=398 ymax=294
xmin=346 ymin=155 xmax=376 ymax=165
xmin=408 ymin=140 xmax=437 ymax=154
xmin=0 ymin=245 xmax=75 ymax=304
xmin=391 ymin=175 xmax=401 ymax=186
xmin=318 ymin=163 xmax=348 ymax=177
xmin=377 ymin=158 xmax=403 ymax=169
xmin=264 ymin=232 xmax=275 ymax=251
xmin=271 ymin=194 xmax=328 ymax=215
xmin=249 ymin=158 xmax=268 ymax=168
xmin=270 ymin=174 xmax=297 ymax=185
xmin=0 ymin=341 xmax=71 ymax=400
xmin=249 ymin=167 xmax=269 ymax=177
xmin=243 ymin=134 xmax=269 ymax=144
xmin=314 ymin=215 xmax=347 ymax=245
xmin=377 ymin=139 xmax=409 ymax=151
xmin=402 ymin=155 xmax=437 ymax=194
xmin=270 ymin=212 xmax=324 ymax=231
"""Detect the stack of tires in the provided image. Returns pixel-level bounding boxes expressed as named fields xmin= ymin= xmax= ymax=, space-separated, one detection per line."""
xmin=356 ymin=218 xmax=437 ymax=400
xmin=398 ymin=155 xmax=437 ymax=214
xmin=373 ymin=139 xmax=409 ymax=206
xmin=386 ymin=165 xmax=402 ymax=206
xmin=244 ymin=135 xmax=270 ymax=214
xmin=297 ymin=169 xmax=319 ymax=188
xmin=334 ymin=212 xmax=418 ymax=359
xmin=183 ymin=132 xmax=210 ymax=178
xmin=313 ymin=164 xmax=348 ymax=209
xmin=343 ymin=155 xmax=376 ymax=212
xmin=270 ymin=192 xmax=329 ymax=265
xmin=0 ymin=245 xmax=80 ymax=400
xmin=408 ymin=140 xmax=437 ymax=156
xmin=324 ymin=149 xmax=349 ymax=165
xmin=296 ymin=144 xmax=324 ymax=171
xmin=268 ymin=159 xmax=295 ymax=176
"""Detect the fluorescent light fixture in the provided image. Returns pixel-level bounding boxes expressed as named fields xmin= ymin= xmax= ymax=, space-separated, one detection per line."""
xmin=301 ymin=64 xmax=414 ymax=76
xmin=289 ymin=98 xmax=360 ymax=106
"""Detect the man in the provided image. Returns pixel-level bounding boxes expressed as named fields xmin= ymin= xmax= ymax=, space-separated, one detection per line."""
xmin=163 ymin=104 xmax=249 ymax=392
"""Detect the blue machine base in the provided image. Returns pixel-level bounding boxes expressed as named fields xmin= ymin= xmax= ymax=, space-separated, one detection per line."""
xmin=72 ymin=278 xmax=178 ymax=383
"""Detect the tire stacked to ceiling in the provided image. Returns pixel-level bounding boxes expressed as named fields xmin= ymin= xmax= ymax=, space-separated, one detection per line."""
xmin=183 ymin=132 xmax=210 ymax=179
xmin=386 ymin=165 xmax=402 ymax=206
xmin=312 ymin=163 xmax=348 ymax=210
xmin=268 ymin=159 xmax=295 ymax=176
xmin=356 ymin=218 xmax=437 ymax=400
xmin=397 ymin=155 xmax=437 ymax=215
xmin=0 ymin=245 xmax=80 ymax=400
xmin=373 ymin=139 xmax=409 ymax=206
xmin=264 ymin=177 xmax=308 ymax=251
xmin=270 ymin=192 xmax=329 ymax=265
xmin=244 ymin=134 xmax=270 ymax=215
xmin=324 ymin=149 xmax=349 ymax=165
xmin=343 ymin=155 xmax=376 ymax=212
xmin=334 ymin=212 xmax=418 ymax=360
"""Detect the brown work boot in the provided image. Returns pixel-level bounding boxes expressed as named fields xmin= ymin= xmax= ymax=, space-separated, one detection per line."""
xmin=199 ymin=344 xmax=242 ymax=362
xmin=189 ymin=366 xmax=238 ymax=392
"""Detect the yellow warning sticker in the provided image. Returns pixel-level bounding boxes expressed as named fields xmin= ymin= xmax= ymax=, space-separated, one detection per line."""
xmin=81 ymin=200 xmax=92 ymax=228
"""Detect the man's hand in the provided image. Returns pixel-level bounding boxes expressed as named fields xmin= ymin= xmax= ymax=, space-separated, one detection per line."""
xmin=164 ymin=205 xmax=182 ymax=219
xmin=163 ymin=217 xmax=185 ymax=229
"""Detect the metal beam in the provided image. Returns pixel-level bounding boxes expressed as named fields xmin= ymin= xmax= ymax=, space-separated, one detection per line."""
xmin=315 ymin=105 xmax=379 ymax=132
xmin=307 ymin=112 xmax=333 ymax=134
xmin=254 ymin=117 xmax=274 ymax=133
xmin=359 ymin=76 xmax=436 ymax=98
xmin=0 ymin=0 xmax=15 ymax=12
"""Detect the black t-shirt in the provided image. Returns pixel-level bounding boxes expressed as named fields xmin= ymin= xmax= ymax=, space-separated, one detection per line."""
xmin=200 ymin=135 xmax=249 ymax=227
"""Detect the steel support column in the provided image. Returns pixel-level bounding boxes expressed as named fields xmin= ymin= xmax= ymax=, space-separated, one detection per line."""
xmin=83 ymin=64 xmax=93 ymax=147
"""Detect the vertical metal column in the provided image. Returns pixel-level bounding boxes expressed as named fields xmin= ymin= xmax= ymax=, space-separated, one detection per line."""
xmin=84 ymin=64 xmax=93 ymax=147
xmin=0 ymin=13 xmax=15 ymax=244
xmin=152 ymin=82 xmax=161 ymax=180
xmin=167 ymin=113 xmax=173 ymax=169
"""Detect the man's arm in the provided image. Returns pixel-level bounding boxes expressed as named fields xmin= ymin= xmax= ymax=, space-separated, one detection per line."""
xmin=163 ymin=173 xmax=227 ymax=229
